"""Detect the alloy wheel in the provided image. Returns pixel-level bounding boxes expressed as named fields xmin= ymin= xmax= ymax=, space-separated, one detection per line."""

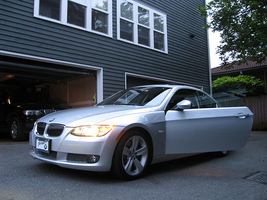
xmin=122 ymin=135 xmax=148 ymax=176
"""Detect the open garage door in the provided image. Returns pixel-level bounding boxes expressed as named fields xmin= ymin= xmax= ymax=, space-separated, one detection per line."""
xmin=0 ymin=55 xmax=97 ymax=108
xmin=0 ymin=55 xmax=99 ymax=140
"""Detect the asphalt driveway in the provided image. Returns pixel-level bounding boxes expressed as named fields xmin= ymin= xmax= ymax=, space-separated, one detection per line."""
xmin=0 ymin=131 xmax=266 ymax=200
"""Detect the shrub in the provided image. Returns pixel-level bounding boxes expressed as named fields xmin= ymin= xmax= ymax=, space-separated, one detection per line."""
xmin=213 ymin=75 xmax=264 ymax=96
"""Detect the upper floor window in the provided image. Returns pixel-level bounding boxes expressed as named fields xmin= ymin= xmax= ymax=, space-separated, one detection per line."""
xmin=117 ymin=0 xmax=168 ymax=53
xmin=34 ymin=0 xmax=112 ymax=37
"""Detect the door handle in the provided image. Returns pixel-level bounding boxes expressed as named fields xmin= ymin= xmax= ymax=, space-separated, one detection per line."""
xmin=235 ymin=113 xmax=250 ymax=119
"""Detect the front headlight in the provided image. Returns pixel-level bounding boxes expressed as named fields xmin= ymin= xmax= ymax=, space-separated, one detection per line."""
xmin=70 ymin=125 xmax=114 ymax=137
xmin=24 ymin=110 xmax=45 ymax=116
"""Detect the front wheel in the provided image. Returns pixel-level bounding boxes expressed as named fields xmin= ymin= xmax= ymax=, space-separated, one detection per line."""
xmin=111 ymin=131 xmax=152 ymax=180
xmin=10 ymin=117 xmax=26 ymax=141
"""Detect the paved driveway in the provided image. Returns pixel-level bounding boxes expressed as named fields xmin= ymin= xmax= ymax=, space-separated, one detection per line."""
xmin=0 ymin=131 xmax=266 ymax=200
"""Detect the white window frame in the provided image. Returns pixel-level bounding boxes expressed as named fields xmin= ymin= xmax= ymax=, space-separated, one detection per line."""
xmin=34 ymin=0 xmax=113 ymax=37
xmin=117 ymin=0 xmax=168 ymax=53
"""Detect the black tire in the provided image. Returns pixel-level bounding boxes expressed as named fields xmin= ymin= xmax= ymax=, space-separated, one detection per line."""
xmin=10 ymin=117 xmax=26 ymax=141
xmin=111 ymin=130 xmax=152 ymax=180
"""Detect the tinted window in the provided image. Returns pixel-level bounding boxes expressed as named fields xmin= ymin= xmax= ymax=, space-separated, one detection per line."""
xmin=68 ymin=1 xmax=86 ymax=27
xmin=39 ymin=0 xmax=60 ymax=20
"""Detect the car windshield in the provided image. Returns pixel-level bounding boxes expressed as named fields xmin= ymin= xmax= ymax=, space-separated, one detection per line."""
xmin=98 ymin=86 xmax=172 ymax=106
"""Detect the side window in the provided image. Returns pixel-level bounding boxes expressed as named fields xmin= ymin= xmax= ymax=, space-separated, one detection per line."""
xmin=166 ymin=89 xmax=199 ymax=110
xmin=197 ymin=91 xmax=217 ymax=108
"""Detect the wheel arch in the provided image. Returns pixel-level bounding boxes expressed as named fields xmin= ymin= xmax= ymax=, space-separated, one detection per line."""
xmin=116 ymin=126 xmax=154 ymax=155
xmin=7 ymin=112 xmax=21 ymax=123
xmin=112 ymin=125 xmax=154 ymax=167
xmin=110 ymin=125 xmax=154 ymax=180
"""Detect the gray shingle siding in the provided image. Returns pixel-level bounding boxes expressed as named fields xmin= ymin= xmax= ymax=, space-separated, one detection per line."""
xmin=0 ymin=0 xmax=210 ymax=98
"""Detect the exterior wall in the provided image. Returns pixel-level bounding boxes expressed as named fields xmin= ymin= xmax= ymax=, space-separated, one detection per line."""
xmin=0 ymin=0 xmax=210 ymax=98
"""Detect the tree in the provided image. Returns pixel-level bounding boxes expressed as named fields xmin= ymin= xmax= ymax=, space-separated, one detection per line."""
xmin=199 ymin=0 xmax=267 ymax=68
xmin=212 ymin=75 xmax=264 ymax=96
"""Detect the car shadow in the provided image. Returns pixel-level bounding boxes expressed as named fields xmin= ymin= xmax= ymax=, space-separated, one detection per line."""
xmin=146 ymin=152 xmax=231 ymax=178
xmin=34 ymin=162 xmax=119 ymax=183
xmin=32 ymin=152 xmax=231 ymax=183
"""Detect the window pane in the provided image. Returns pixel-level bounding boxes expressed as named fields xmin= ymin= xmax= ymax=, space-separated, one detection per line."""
xmin=92 ymin=0 xmax=108 ymax=11
xmin=167 ymin=89 xmax=199 ymax=110
xmin=138 ymin=7 xmax=149 ymax=26
xmin=98 ymin=87 xmax=171 ymax=106
xmin=92 ymin=9 xmax=108 ymax=33
xmin=154 ymin=31 xmax=164 ymax=51
xmin=39 ymin=0 xmax=60 ymax=20
xmin=68 ymin=1 xmax=86 ymax=27
xmin=120 ymin=19 xmax=133 ymax=41
xmin=121 ymin=1 xmax=133 ymax=20
xmin=198 ymin=92 xmax=217 ymax=108
xmin=138 ymin=26 xmax=150 ymax=46
xmin=154 ymin=13 xmax=164 ymax=32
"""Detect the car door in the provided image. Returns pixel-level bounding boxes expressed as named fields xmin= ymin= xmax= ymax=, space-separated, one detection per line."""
xmin=165 ymin=89 xmax=253 ymax=154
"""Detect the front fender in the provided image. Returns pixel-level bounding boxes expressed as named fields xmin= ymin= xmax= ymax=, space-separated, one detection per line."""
xmin=103 ymin=111 xmax=166 ymax=157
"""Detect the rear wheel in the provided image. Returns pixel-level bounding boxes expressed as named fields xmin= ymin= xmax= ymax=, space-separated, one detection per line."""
xmin=10 ymin=117 xmax=25 ymax=141
xmin=111 ymin=131 xmax=152 ymax=180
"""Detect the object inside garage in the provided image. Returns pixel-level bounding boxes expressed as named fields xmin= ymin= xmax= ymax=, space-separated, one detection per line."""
xmin=0 ymin=55 xmax=96 ymax=140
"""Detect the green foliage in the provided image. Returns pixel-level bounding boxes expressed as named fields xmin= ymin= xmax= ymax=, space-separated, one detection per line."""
xmin=212 ymin=75 xmax=264 ymax=95
xmin=199 ymin=0 xmax=267 ymax=67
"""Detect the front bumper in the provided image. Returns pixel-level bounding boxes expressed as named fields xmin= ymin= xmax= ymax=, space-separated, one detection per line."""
xmin=29 ymin=126 xmax=124 ymax=172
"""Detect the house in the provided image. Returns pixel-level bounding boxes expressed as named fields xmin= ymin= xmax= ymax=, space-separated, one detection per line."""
xmin=211 ymin=60 xmax=267 ymax=93
xmin=0 ymin=0 xmax=210 ymax=107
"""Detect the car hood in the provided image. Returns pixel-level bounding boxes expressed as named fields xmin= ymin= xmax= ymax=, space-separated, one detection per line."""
xmin=37 ymin=105 xmax=156 ymax=126
xmin=12 ymin=102 xmax=71 ymax=110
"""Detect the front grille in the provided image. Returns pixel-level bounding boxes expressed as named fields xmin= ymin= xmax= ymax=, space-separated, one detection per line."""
xmin=36 ymin=123 xmax=64 ymax=137
xmin=47 ymin=124 xmax=65 ymax=137
xmin=44 ymin=109 xmax=57 ymax=115
xmin=67 ymin=153 xmax=88 ymax=163
xmin=36 ymin=150 xmax=57 ymax=160
xmin=37 ymin=122 xmax=46 ymax=135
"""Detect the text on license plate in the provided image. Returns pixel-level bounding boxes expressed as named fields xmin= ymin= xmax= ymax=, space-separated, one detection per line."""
xmin=36 ymin=138 xmax=50 ymax=153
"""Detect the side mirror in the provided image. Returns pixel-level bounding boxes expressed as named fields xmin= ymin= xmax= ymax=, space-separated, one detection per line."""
xmin=174 ymin=100 xmax=192 ymax=111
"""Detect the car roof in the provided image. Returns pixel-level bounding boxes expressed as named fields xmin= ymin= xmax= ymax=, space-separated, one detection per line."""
xmin=131 ymin=84 xmax=202 ymax=91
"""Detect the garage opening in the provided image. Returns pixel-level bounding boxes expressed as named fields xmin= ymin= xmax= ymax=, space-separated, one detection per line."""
xmin=0 ymin=54 xmax=100 ymax=140
xmin=0 ymin=55 xmax=97 ymax=108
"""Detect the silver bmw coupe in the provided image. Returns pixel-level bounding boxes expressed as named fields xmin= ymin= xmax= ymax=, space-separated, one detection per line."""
xmin=29 ymin=85 xmax=253 ymax=180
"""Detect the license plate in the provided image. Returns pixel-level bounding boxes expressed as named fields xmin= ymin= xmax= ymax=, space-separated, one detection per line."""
xmin=36 ymin=138 xmax=50 ymax=153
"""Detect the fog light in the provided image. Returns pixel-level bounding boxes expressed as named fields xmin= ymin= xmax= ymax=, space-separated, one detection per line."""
xmin=86 ymin=155 xmax=100 ymax=163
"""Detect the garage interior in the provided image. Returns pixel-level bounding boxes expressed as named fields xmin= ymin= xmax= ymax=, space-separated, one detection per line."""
xmin=0 ymin=55 xmax=97 ymax=108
